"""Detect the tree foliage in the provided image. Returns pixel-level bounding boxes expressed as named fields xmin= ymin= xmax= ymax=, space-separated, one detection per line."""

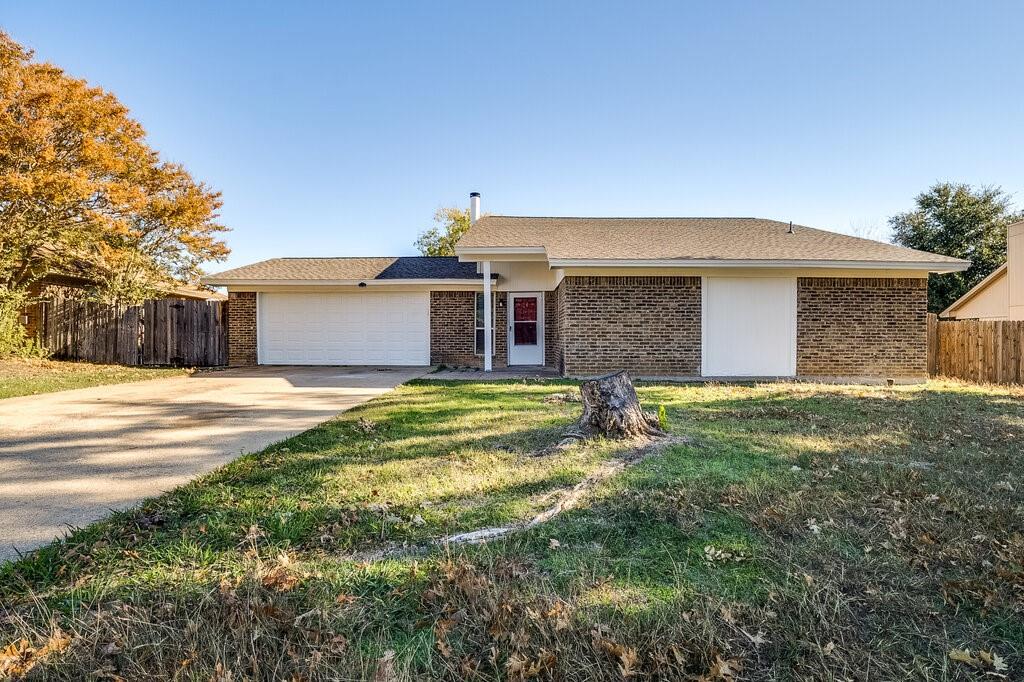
xmin=0 ymin=31 xmax=229 ymax=304
xmin=415 ymin=207 xmax=471 ymax=256
xmin=890 ymin=182 xmax=1022 ymax=313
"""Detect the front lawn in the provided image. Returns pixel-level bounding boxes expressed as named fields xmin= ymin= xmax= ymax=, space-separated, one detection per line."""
xmin=0 ymin=358 xmax=187 ymax=399
xmin=1 ymin=379 xmax=1022 ymax=679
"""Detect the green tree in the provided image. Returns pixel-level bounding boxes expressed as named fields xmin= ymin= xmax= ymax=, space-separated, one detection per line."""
xmin=415 ymin=207 xmax=471 ymax=256
xmin=890 ymin=182 xmax=1021 ymax=313
xmin=0 ymin=31 xmax=229 ymax=306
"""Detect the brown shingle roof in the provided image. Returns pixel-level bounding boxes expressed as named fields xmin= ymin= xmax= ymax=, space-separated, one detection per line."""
xmin=203 ymin=256 xmax=483 ymax=284
xmin=457 ymin=216 xmax=968 ymax=266
xmin=163 ymin=285 xmax=227 ymax=301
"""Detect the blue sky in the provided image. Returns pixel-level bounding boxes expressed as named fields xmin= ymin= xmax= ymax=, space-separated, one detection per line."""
xmin=5 ymin=1 xmax=1023 ymax=272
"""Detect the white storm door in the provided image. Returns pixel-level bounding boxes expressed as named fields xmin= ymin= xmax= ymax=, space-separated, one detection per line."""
xmin=507 ymin=292 xmax=544 ymax=366
xmin=701 ymin=277 xmax=797 ymax=377
xmin=258 ymin=292 xmax=429 ymax=365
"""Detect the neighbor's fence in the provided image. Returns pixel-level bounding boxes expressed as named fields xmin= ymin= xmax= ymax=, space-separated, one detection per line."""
xmin=41 ymin=297 xmax=226 ymax=366
xmin=927 ymin=313 xmax=1024 ymax=385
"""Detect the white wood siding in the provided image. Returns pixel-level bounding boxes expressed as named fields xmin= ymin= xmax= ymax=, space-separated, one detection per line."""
xmin=702 ymin=277 xmax=797 ymax=376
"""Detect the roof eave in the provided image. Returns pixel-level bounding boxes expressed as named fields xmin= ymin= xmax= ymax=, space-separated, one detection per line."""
xmin=454 ymin=246 xmax=548 ymax=262
xmin=200 ymin=277 xmax=488 ymax=287
xmin=546 ymin=258 xmax=970 ymax=273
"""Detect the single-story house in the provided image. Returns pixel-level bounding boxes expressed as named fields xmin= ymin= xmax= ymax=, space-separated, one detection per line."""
xmin=941 ymin=220 xmax=1023 ymax=320
xmin=204 ymin=193 xmax=969 ymax=382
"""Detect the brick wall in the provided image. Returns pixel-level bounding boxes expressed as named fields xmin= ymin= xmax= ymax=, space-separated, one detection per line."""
xmin=227 ymin=291 xmax=257 ymax=366
xmin=796 ymin=277 xmax=928 ymax=379
xmin=430 ymin=291 xmax=510 ymax=369
xmin=220 ymin=278 xmax=925 ymax=378
xmin=544 ymin=289 xmax=557 ymax=369
xmin=553 ymin=281 xmax=567 ymax=373
xmin=558 ymin=276 xmax=701 ymax=377
xmin=430 ymin=290 xmax=560 ymax=369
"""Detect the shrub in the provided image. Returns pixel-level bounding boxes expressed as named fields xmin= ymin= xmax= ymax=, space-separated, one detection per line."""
xmin=0 ymin=288 xmax=46 ymax=359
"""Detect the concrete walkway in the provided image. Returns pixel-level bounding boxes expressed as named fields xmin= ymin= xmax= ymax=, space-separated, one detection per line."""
xmin=0 ymin=365 xmax=427 ymax=561
xmin=430 ymin=367 xmax=562 ymax=380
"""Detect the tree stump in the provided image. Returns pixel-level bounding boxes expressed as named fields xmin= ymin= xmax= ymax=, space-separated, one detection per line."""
xmin=574 ymin=370 xmax=665 ymax=440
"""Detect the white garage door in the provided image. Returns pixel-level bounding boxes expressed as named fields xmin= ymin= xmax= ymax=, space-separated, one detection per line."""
xmin=258 ymin=292 xmax=429 ymax=365
xmin=702 ymin=277 xmax=797 ymax=377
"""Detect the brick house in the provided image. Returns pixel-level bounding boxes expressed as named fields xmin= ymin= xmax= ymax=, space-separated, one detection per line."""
xmin=204 ymin=193 xmax=968 ymax=382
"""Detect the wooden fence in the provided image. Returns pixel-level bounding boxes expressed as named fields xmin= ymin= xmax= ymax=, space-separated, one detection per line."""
xmin=41 ymin=297 xmax=226 ymax=367
xmin=927 ymin=313 xmax=1024 ymax=385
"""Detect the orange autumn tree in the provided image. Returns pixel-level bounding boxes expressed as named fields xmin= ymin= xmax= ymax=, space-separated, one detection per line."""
xmin=0 ymin=31 xmax=229 ymax=311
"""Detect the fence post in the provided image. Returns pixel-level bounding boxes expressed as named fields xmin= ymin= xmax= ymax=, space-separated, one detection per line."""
xmin=927 ymin=313 xmax=937 ymax=376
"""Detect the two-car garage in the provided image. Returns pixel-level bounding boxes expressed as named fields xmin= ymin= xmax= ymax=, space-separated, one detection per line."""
xmin=257 ymin=292 xmax=430 ymax=365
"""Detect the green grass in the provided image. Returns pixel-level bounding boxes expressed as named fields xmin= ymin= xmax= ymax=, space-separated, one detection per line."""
xmin=0 ymin=358 xmax=187 ymax=399
xmin=1 ymin=378 xmax=1022 ymax=680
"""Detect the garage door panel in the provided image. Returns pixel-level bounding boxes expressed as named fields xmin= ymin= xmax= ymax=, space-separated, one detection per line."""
xmin=702 ymin=277 xmax=796 ymax=377
xmin=258 ymin=292 xmax=429 ymax=365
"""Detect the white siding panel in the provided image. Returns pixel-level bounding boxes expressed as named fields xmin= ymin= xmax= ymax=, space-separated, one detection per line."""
xmin=258 ymin=292 xmax=429 ymax=365
xmin=702 ymin=277 xmax=796 ymax=376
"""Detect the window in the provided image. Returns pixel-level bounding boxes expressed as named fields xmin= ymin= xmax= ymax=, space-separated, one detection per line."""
xmin=475 ymin=292 xmax=495 ymax=355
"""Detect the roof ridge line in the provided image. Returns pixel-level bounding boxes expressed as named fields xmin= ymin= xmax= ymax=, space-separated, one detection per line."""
xmin=483 ymin=215 xmax=766 ymax=220
xmin=275 ymin=255 xmax=456 ymax=260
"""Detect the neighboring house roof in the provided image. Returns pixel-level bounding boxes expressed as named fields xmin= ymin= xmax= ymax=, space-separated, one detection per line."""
xmin=166 ymin=285 xmax=228 ymax=301
xmin=456 ymin=216 xmax=969 ymax=270
xmin=36 ymin=272 xmax=226 ymax=301
xmin=204 ymin=256 xmax=487 ymax=285
xmin=940 ymin=263 xmax=1008 ymax=318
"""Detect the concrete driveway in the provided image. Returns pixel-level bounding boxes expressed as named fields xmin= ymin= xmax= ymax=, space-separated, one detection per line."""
xmin=0 ymin=365 xmax=427 ymax=561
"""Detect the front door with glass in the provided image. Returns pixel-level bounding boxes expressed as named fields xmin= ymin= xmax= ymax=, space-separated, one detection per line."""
xmin=508 ymin=292 xmax=543 ymax=365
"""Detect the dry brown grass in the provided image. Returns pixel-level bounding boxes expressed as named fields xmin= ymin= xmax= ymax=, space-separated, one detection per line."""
xmin=0 ymin=358 xmax=186 ymax=399
xmin=1 ymin=379 xmax=1022 ymax=680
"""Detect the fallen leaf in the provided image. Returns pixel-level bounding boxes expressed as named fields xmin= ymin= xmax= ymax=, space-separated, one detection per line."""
xmin=549 ymin=538 xmax=561 ymax=549
xmin=262 ymin=566 xmax=300 ymax=592
xmin=742 ymin=629 xmax=768 ymax=647
xmin=708 ymin=654 xmax=742 ymax=680
xmin=374 ymin=649 xmax=397 ymax=682
xmin=0 ymin=639 xmax=34 ymax=678
xmin=949 ymin=648 xmax=981 ymax=668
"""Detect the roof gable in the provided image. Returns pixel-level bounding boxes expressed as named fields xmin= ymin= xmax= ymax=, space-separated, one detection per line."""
xmin=941 ymin=263 xmax=1008 ymax=317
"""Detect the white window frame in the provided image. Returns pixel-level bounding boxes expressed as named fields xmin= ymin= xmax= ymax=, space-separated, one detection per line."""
xmin=475 ymin=292 xmax=496 ymax=356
